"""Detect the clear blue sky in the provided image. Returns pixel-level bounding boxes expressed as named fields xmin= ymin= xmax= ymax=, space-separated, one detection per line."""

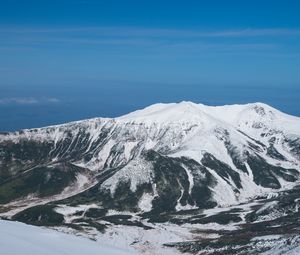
xmin=0 ymin=1 xmax=300 ymax=130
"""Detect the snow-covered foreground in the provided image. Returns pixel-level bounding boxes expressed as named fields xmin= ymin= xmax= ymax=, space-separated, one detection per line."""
xmin=0 ymin=220 xmax=135 ymax=255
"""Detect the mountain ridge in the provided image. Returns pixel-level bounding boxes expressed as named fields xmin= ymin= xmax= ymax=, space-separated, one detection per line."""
xmin=2 ymin=101 xmax=299 ymax=132
xmin=0 ymin=101 xmax=299 ymax=254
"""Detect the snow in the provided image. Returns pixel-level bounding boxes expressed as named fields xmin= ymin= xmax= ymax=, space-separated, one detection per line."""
xmin=1 ymin=101 xmax=299 ymax=143
xmin=138 ymin=192 xmax=155 ymax=212
xmin=272 ymin=244 xmax=300 ymax=255
xmin=118 ymin=101 xmax=216 ymax=124
xmin=182 ymin=165 xmax=194 ymax=194
xmin=183 ymin=222 xmax=239 ymax=231
xmin=54 ymin=204 xmax=100 ymax=223
xmin=0 ymin=101 xmax=299 ymax=213
xmin=55 ymin=204 xmax=99 ymax=215
xmin=0 ymin=220 xmax=135 ymax=255
xmin=75 ymin=173 xmax=89 ymax=189
xmin=101 ymin=158 xmax=154 ymax=195
xmin=59 ymin=222 xmax=192 ymax=255
xmin=124 ymin=141 xmax=138 ymax=161
xmin=252 ymin=235 xmax=283 ymax=241
xmin=87 ymin=138 xmax=116 ymax=170
xmin=206 ymin=167 xmax=239 ymax=206
xmin=1 ymin=101 xmax=300 ymax=255
xmin=260 ymin=236 xmax=300 ymax=255
xmin=116 ymin=101 xmax=300 ymax=135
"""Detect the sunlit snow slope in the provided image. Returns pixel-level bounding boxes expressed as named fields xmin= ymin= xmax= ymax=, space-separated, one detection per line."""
xmin=0 ymin=220 xmax=134 ymax=255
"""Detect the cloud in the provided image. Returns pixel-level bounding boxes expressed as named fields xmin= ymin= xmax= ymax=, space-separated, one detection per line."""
xmin=1 ymin=26 xmax=298 ymax=54
xmin=2 ymin=26 xmax=300 ymax=38
xmin=0 ymin=98 xmax=38 ymax=105
xmin=2 ymin=26 xmax=300 ymax=45
xmin=0 ymin=97 xmax=60 ymax=105
xmin=46 ymin=97 xmax=60 ymax=103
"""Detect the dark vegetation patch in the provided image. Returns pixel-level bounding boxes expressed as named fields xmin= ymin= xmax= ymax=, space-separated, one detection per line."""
xmin=0 ymin=162 xmax=81 ymax=204
xmin=189 ymin=211 xmax=242 ymax=225
xmin=0 ymin=140 xmax=53 ymax=183
xmin=12 ymin=204 xmax=64 ymax=226
xmin=84 ymin=208 xmax=108 ymax=218
xmin=247 ymin=154 xmax=298 ymax=189
xmin=201 ymin=153 xmax=242 ymax=189
xmin=72 ymin=218 xmax=107 ymax=233
xmin=266 ymin=145 xmax=287 ymax=161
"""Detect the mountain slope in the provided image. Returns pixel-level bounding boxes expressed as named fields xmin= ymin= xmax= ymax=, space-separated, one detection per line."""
xmin=0 ymin=220 xmax=135 ymax=255
xmin=0 ymin=101 xmax=299 ymax=254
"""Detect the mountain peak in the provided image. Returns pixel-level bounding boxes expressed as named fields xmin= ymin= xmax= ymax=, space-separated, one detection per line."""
xmin=117 ymin=101 xmax=277 ymax=124
xmin=118 ymin=101 xmax=209 ymax=124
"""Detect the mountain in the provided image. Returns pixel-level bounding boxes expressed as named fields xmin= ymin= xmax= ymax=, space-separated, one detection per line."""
xmin=0 ymin=101 xmax=299 ymax=254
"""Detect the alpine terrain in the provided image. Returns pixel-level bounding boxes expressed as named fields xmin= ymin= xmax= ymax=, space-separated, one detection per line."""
xmin=0 ymin=101 xmax=300 ymax=255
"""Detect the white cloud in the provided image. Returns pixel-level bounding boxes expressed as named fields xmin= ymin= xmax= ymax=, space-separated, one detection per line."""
xmin=0 ymin=97 xmax=60 ymax=105
xmin=2 ymin=26 xmax=300 ymax=47
xmin=1 ymin=26 xmax=299 ymax=54
xmin=46 ymin=97 xmax=60 ymax=103
xmin=2 ymin=26 xmax=300 ymax=38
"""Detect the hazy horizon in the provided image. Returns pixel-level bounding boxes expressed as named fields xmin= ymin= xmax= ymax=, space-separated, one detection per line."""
xmin=1 ymin=81 xmax=299 ymax=132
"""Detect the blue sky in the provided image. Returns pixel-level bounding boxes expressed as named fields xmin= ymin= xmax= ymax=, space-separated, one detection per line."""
xmin=0 ymin=1 xmax=300 ymax=130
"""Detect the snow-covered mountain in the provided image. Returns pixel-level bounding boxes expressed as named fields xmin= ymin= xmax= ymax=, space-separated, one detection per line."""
xmin=0 ymin=101 xmax=299 ymax=254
